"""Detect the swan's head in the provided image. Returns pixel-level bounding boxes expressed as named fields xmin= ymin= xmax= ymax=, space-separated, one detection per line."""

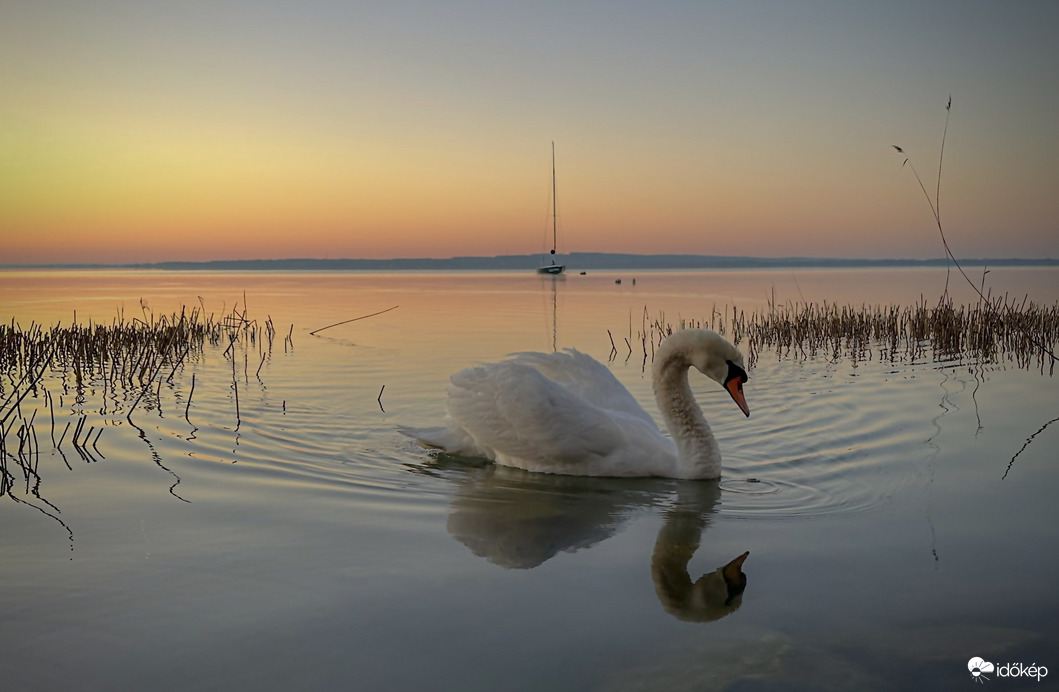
xmin=671 ymin=329 xmax=750 ymax=417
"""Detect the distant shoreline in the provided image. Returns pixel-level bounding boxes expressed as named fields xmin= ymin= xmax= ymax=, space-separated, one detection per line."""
xmin=3 ymin=252 xmax=1057 ymax=272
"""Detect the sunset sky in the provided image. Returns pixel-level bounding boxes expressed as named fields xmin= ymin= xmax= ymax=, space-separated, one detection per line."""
xmin=2 ymin=1 xmax=1057 ymax=265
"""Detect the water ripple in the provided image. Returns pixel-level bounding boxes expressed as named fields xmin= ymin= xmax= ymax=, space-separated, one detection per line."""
xmin=4 ymin=332 xmax=1012 ymax=530
xmin=706 ymin=358 xmax=936 ymax=520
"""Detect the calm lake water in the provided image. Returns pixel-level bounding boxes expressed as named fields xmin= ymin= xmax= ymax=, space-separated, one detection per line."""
xmin=2 ymin=267 xmax=1058 ymax=691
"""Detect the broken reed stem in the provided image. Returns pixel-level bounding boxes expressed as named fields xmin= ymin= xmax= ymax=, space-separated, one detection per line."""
xmin=231 ymin=347 xmax=241 ymax=426
xmin=184 ymin=372 xmax=196 ymax=423
xmin=310 ymin=305 xmax=400 ymax=336
xmin=48 ymin=388 xmax=56 ymax=447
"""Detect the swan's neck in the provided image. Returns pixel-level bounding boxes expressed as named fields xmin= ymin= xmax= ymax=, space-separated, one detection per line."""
xmin=652 ymin=350 xmax=722 ymax=479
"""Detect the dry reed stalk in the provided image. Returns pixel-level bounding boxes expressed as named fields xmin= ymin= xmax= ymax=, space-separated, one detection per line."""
xmin=1 ymin=299 xmax=284 ymax=504
xmin=894 ymin=98 xmax=1056 ymax=366
xmin=310 ymin=305 xmax=400 ymax=336
xmin=627 ymin=297 xmax=1058 ymax=373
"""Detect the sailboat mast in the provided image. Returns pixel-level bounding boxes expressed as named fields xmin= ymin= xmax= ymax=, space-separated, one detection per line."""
xmin=551 ymin=141 xmax=557 ymax=256
xmin=536 ymin=141 xmax=566 ymax=275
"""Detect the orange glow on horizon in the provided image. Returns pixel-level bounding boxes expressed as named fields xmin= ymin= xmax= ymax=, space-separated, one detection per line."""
xmin=3 ymin=4 xmax=1057 ymax=265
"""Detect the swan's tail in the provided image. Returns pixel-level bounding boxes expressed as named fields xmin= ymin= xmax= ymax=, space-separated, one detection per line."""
xmin=397 ymin=425 xmax=448 ymax=449
xmin=397 ymin=424 xmax=491 ymax=459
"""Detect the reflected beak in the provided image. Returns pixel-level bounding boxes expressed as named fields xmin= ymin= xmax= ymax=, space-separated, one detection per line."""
xmin=721 ymin=551 xmax=750 ymax=603
xmin=726 ymin=377 xmax=750 ymax=417
xmin=722 ymin=551 xmax=750 ymax=581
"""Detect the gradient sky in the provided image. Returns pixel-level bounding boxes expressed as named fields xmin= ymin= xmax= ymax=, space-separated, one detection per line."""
xmin=2 ymin=0 xmax=1057 ymax=264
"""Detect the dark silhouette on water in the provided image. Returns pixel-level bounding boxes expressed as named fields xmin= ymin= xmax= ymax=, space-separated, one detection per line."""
xmin=425 ymin=459 xmax=750 ymax=622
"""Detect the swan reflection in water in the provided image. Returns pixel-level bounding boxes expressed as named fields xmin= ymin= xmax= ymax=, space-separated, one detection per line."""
xmin=425 ymin=457 xmax=749 ymax=623
xmin=650 ymin=487 xmax=749 ymax=623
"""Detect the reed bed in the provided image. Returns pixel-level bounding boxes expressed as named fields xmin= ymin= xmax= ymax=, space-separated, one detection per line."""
xmin=620 ymin=295 xmax=1059 ymax=374
xmin=0 ymin=304 xmax=288 ymax=505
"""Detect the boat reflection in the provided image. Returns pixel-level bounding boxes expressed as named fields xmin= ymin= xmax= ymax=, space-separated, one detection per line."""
xmin=429 ymin=457 xmax=749 ymax=622
xmin=539 ymin=273 xmax=564 ymax=352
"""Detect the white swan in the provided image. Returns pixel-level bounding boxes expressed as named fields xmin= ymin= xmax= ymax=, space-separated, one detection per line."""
xmin=403 ymin=329 xmax=749 ymax=479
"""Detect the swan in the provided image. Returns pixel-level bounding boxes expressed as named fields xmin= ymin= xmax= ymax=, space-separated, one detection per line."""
xmin=402 ymin=329 xmax=749 ymax=479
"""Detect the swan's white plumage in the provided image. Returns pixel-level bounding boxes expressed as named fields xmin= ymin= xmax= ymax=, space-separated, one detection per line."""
xmin=500 ymin=350 xmax=657 ymax=426
xmin=403 ymin=329 xmax=748 ymax=479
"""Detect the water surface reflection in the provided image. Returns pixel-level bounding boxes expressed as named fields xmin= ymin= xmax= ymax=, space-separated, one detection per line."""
xmin=426 ymin=457 xmax=750 ymax=622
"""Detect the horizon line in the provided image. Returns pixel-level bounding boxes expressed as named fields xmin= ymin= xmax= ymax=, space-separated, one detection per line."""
xmin=3 ymin=252 xmax=1057 ymax=271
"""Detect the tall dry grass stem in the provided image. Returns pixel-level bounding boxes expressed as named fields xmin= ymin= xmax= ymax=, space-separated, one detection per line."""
xmin=1 ymin=301 xmax=291 ymax=505
xmin=893 ymin=98 xmax=1056 ymax=365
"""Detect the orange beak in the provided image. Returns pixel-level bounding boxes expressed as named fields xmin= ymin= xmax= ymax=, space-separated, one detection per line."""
xmin=726 ymin=377 xmax=750 ymax=417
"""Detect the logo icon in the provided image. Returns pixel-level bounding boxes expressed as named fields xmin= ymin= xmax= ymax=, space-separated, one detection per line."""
xmin=968 ymin=657 xmax=995 ymax=683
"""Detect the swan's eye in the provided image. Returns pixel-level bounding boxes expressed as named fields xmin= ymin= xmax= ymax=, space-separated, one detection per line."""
xmin=724 ymin=360 xmax=748 ymax=387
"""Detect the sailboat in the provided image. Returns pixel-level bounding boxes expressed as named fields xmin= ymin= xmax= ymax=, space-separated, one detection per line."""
xmin=537 ymin=142 xmax=566 ymax=275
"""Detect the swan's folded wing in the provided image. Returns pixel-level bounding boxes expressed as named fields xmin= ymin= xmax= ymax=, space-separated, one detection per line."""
xmin=508 ymin=349 xmax=657 ymax=427
xmin=446 ymin=360 xmax=634 ymax=467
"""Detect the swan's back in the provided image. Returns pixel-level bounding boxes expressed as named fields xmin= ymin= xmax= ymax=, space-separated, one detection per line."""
xmin=435 ymin=350 xmax=676 ymax=476
xmin=505 ymin=350 xmax=656 ymax=426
